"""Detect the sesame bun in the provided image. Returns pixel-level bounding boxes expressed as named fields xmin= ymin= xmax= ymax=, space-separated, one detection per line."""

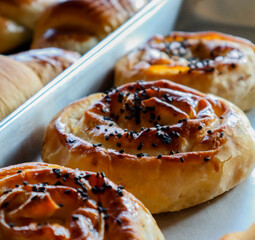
xmin=42 ymin=80 xmax=255 ymax=213
xmin=114 ymin=31 xmax=255 ymax=111
xmin=0 ymin=162 xmax=164 ymax=240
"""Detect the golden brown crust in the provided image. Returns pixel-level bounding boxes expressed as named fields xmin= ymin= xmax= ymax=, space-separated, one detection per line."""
xmin=0 ymin=0 xmax=61 ymax=30
xmin=0 ymin=16 xmax=32 ymax=53
xmin=31 ymin=0 xmax=150 ymax=54
xmin=10 ymin=48 xmax=80 ymax=85
xmin=220 ymin=224 xmax=255 ymax=240
xmin=42 ymin=80 xmax=255 ymax=213
xmin=114 ymin=31 xmax=255 ymax=111
xmin=0 ymin=55 xmax=43 ymax=120
xmin=0 ymin=162 xmax=164 ymax=240
xmin=0 ymin=48 xmax=79 ymax=121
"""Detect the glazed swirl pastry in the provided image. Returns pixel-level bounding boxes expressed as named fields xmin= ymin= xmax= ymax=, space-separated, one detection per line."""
xmin=220 ymin=224 xmax=255 ymax=240
xmin=0 ymin=163 xmax=164 ymax=240
xmin=31 ymin=0 xmax=150 ymax=54
xmin=115 ymin=31 xmax=255 ymax=111
xmin=42 ymin=80 xmax=255 ymax=213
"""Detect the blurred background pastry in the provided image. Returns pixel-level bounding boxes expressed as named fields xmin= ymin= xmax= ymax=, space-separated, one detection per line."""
xmin=0 ymin=162 xmax=164 ymax=239
xmin=42 ymin=80 xmax=255 ymax=213
xmin=31 ymin=0 xmax=150 ymax=54
xmin=0 ymin=0 xmax=60 ymax=53
xmin=115 ymin=31 xmax=255 ymax=111
xmin=0 ymin=48 xmax=80 ymax=120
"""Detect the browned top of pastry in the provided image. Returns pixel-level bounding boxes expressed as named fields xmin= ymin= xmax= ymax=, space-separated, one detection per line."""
xmin=0 ymin=162 xmax=163 ymax=239
xmin=64 ymin=80 xmax=235 ymax=165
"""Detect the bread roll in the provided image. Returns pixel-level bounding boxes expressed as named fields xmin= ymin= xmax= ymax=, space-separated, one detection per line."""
xmin=0 ymin=16 xmax=31 ymax=53
xmin=0 ymin=48 xmax=80 ymax=120
xmin=32 ymin=0 xmax=150 ymax=54
xmin=42 ymin=80 xmax=255 ymax=213
xmin=10 ymin=48 xmax=80 ymax=85
xmin=0 ymin=0 xmax=61 ymax=30
xmin=115 ymin=31 xmax=255 ymax=111
xmin=0 ymin=162 xmax=164 ymax=240
xmin=220 ymin=224 xmax=255 ymax=240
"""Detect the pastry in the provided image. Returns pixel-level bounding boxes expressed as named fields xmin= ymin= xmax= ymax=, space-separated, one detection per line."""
xmin=114 ymin=31 xmax=255 ymax=111
xmin=220 ymin=224 xmax=255 ymax=240
xmin=31 ymin=0 xmax=150 ymax=54
xmin=0 ymin=162 xmax=164 ymax=240
xmin=0 ymin=0 xmax=60 ymax=53
xmin=0 ymin=16 xmax=31 ymax=53
xmin=42 ymin=80 xmax=255 ymax=213
xmin=0 ymin=48 xmax=80 ymax=120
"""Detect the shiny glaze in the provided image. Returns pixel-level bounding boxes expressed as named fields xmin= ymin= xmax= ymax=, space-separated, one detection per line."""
xmin=134 ymin=32 xmax=255 ymax=76
xmin=0 ymin=163 xmax=157 ymax=239
xmin=59 ymin=80 xmax=237 ymax=166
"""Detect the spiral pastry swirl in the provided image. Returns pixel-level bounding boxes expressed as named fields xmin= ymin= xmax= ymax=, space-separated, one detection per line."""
xmin=115 ymin=31 xmax=255 ymax=110
xmin=0 ymin=163 xmax=163 ymax=240
xmin=42 ymin=80 xmax=255 ymax=213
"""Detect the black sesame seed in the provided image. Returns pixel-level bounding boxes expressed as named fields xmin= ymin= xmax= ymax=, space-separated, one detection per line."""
xmin=176 ymin=150 xmax=180 ymax=153
xmin=170 ymin=150 xmax=175 ymax=155
xmin=105 ymin=135 xmax=109 ymax=141
xmin=117 ymin=133 xmax=123 ymax=138
xmin=1 ymin=202 xmax=8 ymax=209
xmin=104 ymin=214 xmax=109 ymax=220
xmin=204 ymin=157 xmax=210 ymax=162
xmin=84 ymin=174 xmax=92 ymax=180
xmin=23 ymin=181 xmax=28 ymax=186
xmin=157 ymin=154 xmax=162 ymax=159
xmin=207 ymin=130 xmax=212 ymax=134
xmin=17 ymin=170 xmax=22 ymax=174
xmin=54 ymin=181 xmax=63 ymax=186
xmin=96 ymin=125 xmax=100 ymax=129
xmin=72 ymin=215 xmax=79 ymax=221
xmin=32 ymin=186 xmax=38 ymax=192
xmin=101 ymin=172 xmax=105 ymax=178
xmin=137 ymin=153 xmax=144 ymax=158
xmin=180 ymin=158 xmax=184 ymax=163
xmin=31 ymin=195 xmax=38 ymax=201
xmin=59 ymin=203 xmax=64 ymax=207
xmin=116 ymin=219 xmax=122 ymax=225
xmin=152 ymin=143 xmax=157 ymax=148
xmin=116 ymin=142 xmax=121 ymax=147
xmin=15 ymin=185 xmax=19 ymax=188
xmin=119 ymin=150 xmax=124 ymax=154
xmin=137 ymin=143 xmax=144 ymax=151
xmin=198 ymin=125 xmax=203 ymax=130
xmin=220 ymin=132 xmax=224 ymax=138
xmin=3 ymin=189 xmax=12 ymax=194
xmin=8 ymin=223 xmax=14 ymax=228
xmin=64 ymin=189 xmax=71 ymax=195
xmin=220 ymin=115 xmax=224 ymax=119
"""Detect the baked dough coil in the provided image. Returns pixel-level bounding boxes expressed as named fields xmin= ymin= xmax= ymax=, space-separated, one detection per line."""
xmin=115 ymin=31 xmax=255 ymax=111
xmin=0 ymin=48 xmax=80 ymax=120
xmin=0 ymin=16 xmax=32 ymax=53
xmin=0 ymin=0 xmax=60 ymax=53
xmin=31 ymin=0 xmax=150 ymax=54
xmin=220 ymin=224 xmax=255 ymax=240
xmin=42 ymin=80 xmax=255 ymax=213
xmin=0 ymin=162 xmax=164 ymax=240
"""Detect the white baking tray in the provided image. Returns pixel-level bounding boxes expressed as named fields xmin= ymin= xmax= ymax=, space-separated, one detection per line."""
xmin=1 ymin=0 xmax=255 ymax=239
xmin=0 ymin=0 xmax=183 ymax=166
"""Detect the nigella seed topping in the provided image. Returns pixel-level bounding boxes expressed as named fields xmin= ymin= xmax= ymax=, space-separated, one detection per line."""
xmin=64 ymin=190 xmax=71 ymax=195
xmin=204 ymin=157 xmax=210 ymax=162
xmin=53 ymin=168 xmax=61 ymax=178
xmin=137 ymin=143 xmax=144 ymax=151
xmin=23 ymin=181 xmax=28 ymax=186
xmin=207 ymin=130 xmax=212 ymax=134
xmin=170 ymin=150 xmax=175 ymax=155
xmin=119 ymin=150 xmax=124 ymax=153
xmin=198 ymin=125 xmax=203 ymax=130
xmin=72 ymin=215 xmax=79 ymax=221
xmin=116 ymin=219 xmax=122 ymax=225
xmin=157 ymin=154 xmax=162 ymax=159
xmin=220 ymin=132 xmax=224 ymax=138
xmin=3 ymin=189 xmax=12 ymax=194
xmin=180 ymin=157 xmax=184 ymax=163
xmin=17 ymin=170 xmax=22 ymax=174
xmin=137 ymin=153 xmax=144 ymax=158
xmin=93 ymin=143 xmax=102 ymax=147
xmin=1 ymin=202 xmax=8 ymax=209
